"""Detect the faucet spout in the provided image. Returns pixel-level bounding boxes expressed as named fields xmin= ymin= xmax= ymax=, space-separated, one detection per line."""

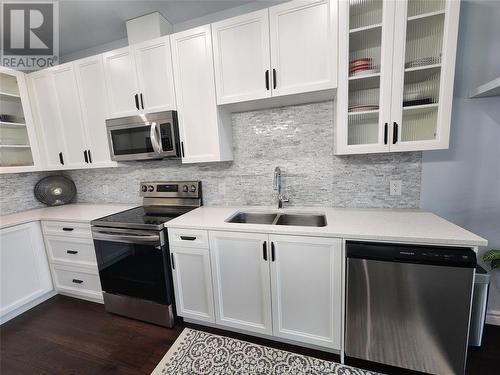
xmin=273 ymin=166 xmax=288 ymax=208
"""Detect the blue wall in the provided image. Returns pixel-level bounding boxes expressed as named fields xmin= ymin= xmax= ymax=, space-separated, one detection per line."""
xmin=420 ymin=0 xmax=500 ymax=319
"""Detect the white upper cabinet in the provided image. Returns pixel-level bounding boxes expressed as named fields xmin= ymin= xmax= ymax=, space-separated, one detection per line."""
xmin=0 ymin=67 xmax=42 ymax=173
xmin=269 ymin=0 xmax=338 ymax=97
xmin=269 ymin=235 xmax=342 ymax=349
xmin=212 ymin=9 xmax=272 ymax=104
xmin=335 ymin=0 xmax=460 ymax=155
xmin=74 ymin=55 xmax=117 ymax=167
xmin=134 ymin=37 xmax=177 ymax=112
xmin=170 ymin=25 xmax=233 ymax=163
xmin=209 ymin=231 xmax=273 ymax=335
xmin=103 ymin=47 xmax=140 ymax=117
xmin=212 ymin=0 xmax=338 ymax=105
xmin=103 ymin=37 xmax=176 ymax=118
xmin=51 ymin=63 xmax=89 ymax=168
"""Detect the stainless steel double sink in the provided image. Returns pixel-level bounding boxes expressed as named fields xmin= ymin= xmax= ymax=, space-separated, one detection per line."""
xmin=225 ymin=211 xmax=327 ymax=227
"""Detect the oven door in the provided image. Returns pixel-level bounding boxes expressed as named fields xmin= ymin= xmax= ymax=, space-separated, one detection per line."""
xmin=92 ymin=227 xmax=173 ymax=305
xmin=106 ymin=116 xmax=179 ymax=161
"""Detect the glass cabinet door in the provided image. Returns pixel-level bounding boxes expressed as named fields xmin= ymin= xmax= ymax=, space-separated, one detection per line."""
xmin=391 ymin=0 xmax=456 ymax=151
xmin=0 ymin=71 xmax=35 ymax=168
xmin=336 ymin=0 xmax=395 ymax=154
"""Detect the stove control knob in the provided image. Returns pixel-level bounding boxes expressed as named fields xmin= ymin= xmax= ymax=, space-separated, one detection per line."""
xmin=190 ymin=185 xmax=196 ymax=192
xmin=182 ymin=185 xmax=189 ymax=192
xmin=147 ymin=185 xmax=154 ymax=192
xmin=141 ymin=185 xmax=147 ymax=192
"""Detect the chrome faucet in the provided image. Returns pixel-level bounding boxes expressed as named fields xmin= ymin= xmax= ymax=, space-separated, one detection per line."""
xmin=273 ymin=166 xmax=289 ymax=208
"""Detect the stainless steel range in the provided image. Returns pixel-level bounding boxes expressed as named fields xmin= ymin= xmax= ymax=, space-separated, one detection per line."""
xmin=91 ymin=181 xmax=202 ymax=327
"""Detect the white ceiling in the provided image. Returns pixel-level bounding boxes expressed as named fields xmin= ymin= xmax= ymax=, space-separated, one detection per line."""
xmin=59 ymin=0 xmax=257 ymax=56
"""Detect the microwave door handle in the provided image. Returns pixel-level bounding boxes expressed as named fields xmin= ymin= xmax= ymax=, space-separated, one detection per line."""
xmin=150 ymin=122 xmax=163 ymax=154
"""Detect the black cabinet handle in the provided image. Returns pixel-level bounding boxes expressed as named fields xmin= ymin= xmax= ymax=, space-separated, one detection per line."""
xmin=140 ymin=93 xmax=144 ymax=109
xmin=84 ymin=150 xmax=88 ymax=163
xmin=87 ymin=149 xmax=92 ymax=163
xmin=384 ymin=123 xmax=388 ymax=145
xmin=181 ymin=142 xmax=185 ymax=158
xmin=263 ymin=242 xmax=268 ymax=261
xmin=72 ymin=279 xmax=83 ymax=284
xmin=171 ymin=253 xmax=175 ymax=269
xmin=134 ymin=94 xmax=139 ymax=110
xmin=180 ymin=236 xmax=196 ymax=241
xmin=62 ymin=227 xmax=74 ymax=231
xmin=272 ymin=69 xmax=277 ymax=89
xmin=271 ymin=242 xmax=275 ymax=262
xmin=59 ymin=152 xmax=64 ymax=165
xmin=393 ymin=122 xmax=399 ymax=144
xmin=265 ymin=70 xmax=270 ymax=90
xmin=66 ymin=250 xmax=78 ymax=254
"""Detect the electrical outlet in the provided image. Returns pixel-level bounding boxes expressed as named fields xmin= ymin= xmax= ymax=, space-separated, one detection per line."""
xmin=390 ymin=180 xmax=402 ymax=196
xmin=103 ymin=185 xmax=109 ymax=195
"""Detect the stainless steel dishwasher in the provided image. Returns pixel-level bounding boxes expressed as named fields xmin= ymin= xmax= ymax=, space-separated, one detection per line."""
xmin=345 ymin=241 xmax=476 ymax=375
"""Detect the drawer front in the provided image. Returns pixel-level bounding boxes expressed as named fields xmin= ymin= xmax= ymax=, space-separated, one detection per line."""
xmin=45 ymin=236 xmax=97 ymax=267
xmin=52 ymin=265 xmax=102 ymax=295
xmin=42 ymin=221 xmax=92 ymax=239
xmin=169 ymin=228 xmax=209 ymax=248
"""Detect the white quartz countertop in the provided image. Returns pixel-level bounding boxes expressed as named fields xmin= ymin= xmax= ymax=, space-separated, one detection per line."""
xmin=0 ymin=203 xmax=137 ymax=229
xmin=166 ymin=206 xmax=488 ymax=247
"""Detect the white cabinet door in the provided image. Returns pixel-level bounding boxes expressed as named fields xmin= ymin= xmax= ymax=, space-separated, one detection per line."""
xmin=74 ymin=55 xmax=116 ymax=167
xmin=134 ymin=36 xmax=176 ymax=112
xmin=269 ymin=235 xmax=342 ymax=349
xmin=0 ymin=222 xmax=53 ymax=320
xmin=171 ymin=246 xmax=215 ymax=323
xmin=209 ymin=231 xmax=272 ymax=335
xmin=389 ymin=0 xmax=459 ymax=152
xmin=170 ymin=25 xmax=233 ymax=163
xmin=51 ymin=63 xmax=88 ymax=168
xmin=28 ymin=70 xmax=66 ymax=169
xmin=212 ymin=9 xmax=272 ymax=104
xmin=103 ymin=47 xmax=140 ymax=118
xmin=269 ymin=0 xmax=337 ymax=97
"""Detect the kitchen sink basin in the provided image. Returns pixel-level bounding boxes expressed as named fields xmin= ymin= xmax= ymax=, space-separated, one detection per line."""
xmin=226 ymin=212 xmax=278 ymax=225
xmin=226 ymin=211 xmax=327 ymax=227
xmin=275 ymin=213 xmax=327 ymax=227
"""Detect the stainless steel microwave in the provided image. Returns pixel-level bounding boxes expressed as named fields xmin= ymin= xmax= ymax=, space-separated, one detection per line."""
xmin=106 ymin=111 xmax=180 ymax=161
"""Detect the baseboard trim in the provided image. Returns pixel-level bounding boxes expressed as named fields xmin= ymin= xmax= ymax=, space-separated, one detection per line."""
xmin=0 ymin=290 xmax=57 ymax=325
xmin=486 ymin=311 xmax=500 ymax=326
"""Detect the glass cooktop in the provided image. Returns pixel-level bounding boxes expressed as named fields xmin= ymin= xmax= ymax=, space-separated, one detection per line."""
xmin=91 ymin=206 xmax=194 ymax=230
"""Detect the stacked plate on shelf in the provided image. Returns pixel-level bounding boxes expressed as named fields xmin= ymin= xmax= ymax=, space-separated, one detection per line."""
xmin=349 ymin=58 xmax=377 ymax=77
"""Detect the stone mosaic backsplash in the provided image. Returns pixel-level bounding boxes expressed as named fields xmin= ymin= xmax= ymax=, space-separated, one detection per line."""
xmin=0 ymin=101 xmax=422 ymax=215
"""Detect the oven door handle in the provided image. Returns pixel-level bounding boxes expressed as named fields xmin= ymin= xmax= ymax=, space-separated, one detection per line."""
xmin=92 ymin=229 xmax=161 ymax=245
xmin=150 ymin=122 xmax=163 ymax=154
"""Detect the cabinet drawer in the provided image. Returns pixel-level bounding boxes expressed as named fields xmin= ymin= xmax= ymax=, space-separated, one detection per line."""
xmin=169 ymin=228 xmax=209 ymax=248
xmin=45 ymin=235 xmax=97 ymax=267
xmin=42 ymin=221 xmax=92 ymax=239
xmin=52 ymin=265 xmax=102 ymax=299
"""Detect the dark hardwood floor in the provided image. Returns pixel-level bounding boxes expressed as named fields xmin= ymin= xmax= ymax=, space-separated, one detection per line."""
xmin=1 ymin=295 xmax=499 ymax=374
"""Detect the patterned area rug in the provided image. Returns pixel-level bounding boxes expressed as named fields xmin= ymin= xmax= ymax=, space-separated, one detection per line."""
xmin=152 ymin=328 xmax=378 ymax=375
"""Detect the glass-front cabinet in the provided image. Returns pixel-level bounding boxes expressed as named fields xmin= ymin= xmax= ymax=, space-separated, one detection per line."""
xmin=0 ymin=67 xmax=41 ymax=173
xmin=335 ymin=0 xmax=460 ymax=155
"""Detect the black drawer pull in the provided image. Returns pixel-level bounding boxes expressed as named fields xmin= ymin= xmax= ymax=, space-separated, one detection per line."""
xmin=263 ymin=242 xmax=268 ymax=261
xmin=134 ymin=94 xmax=139 ymax=110
xmin=59 ymin=152 xmax=64 ymax=165
xmin=273 ymin=68 xmax=277 ymax=89
xmin=384 ymin=123 xmax=388 ymax=144
xmin=271 ymin=242 xmax=276 ymax=262
xmin=62 ymin=227 xmax=74 ymax=232
xmin=171 ymin=253 xmax=175 ymax=270
xmin=72 ymin=279 xmax=83 ymax=284
xmin=66 ymin=250 xmax=78 ymax=254
xmin=84 ymin=150 xmax=88 ymax=163
xmin=393 ymin=122 xmax=399 ymax=144
xmin=265 ymin=70 xmax=270 ymax=90
xmin=87 ymin=149 xmax=92 ymax=163
xmin=180 ymin=236 xmax=196 ymax=241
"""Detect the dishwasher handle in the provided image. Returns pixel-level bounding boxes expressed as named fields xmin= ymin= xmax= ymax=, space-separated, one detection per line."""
xmin=346 ymin=241 xmax=476 ymax=268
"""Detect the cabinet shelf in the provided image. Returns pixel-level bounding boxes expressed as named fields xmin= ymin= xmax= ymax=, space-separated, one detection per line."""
xmin=0 ymin=91 xmax=21 ymax=101
xmin=407 ymin=10 xmax=445 ymax=22
xmin=469 ymin=77 xmax=500 ymax=98
xmin=349 ymin=72 xmax=380 ymax=81
xmin=348 ymin=109 xmax=379 ymax=116
xmin=0 ymin=144 xmax=31 ymax=148
xmin=405 ymin=63 xmax=441 ymax=73
xmin=0 ymin=121 xmax=26 ymax=127
xmin=349 ymin=23 xmax=382 ymax=34
xmin=402 ymin=103 xmax=439 ymax=114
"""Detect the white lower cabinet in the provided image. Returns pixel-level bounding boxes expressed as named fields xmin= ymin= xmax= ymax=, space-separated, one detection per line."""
xmin=209 ymin=231 xmax=273 ymax=335
xmin=171 ymin=228 xmax=343 ymax=350
xmin=0 ymin=222 xmax=53 ymax=322
xmin=269 ymin=235 xmax=342 ymax=349
xmin=170 ymin=246 xmax=215 ymax=323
